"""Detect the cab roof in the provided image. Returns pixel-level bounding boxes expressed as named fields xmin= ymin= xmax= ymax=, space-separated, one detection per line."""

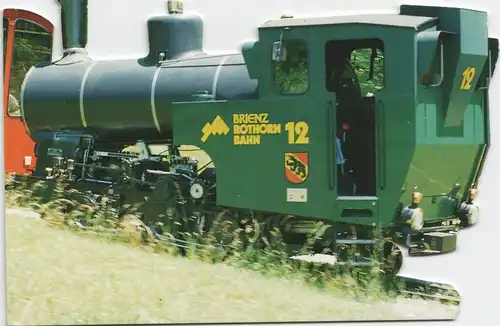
xmin=260 ymin=13 xmax=436 ymax=30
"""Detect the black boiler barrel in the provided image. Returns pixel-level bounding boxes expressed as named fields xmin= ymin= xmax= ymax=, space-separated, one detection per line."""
xmin=21 ymin=53 xmax=258 ymax=143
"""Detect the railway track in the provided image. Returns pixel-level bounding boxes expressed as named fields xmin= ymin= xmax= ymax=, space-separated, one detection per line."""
xmin=398 ymin=277 xmax=460 ymax=305
xmin=133 ymin=223 xmax=461 ymax=306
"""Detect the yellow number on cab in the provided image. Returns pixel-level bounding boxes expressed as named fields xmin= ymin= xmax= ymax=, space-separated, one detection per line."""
xmin=460 ymin=66 xmax=476 ymax=90
xmin=285 ymin=121 xmax=310 ymax=144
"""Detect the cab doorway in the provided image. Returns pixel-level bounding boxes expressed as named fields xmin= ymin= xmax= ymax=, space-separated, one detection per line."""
xmin=325 ymin=39 xmax=385 ymax=197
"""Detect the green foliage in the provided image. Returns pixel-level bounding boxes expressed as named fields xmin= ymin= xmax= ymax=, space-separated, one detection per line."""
xmin=273 ymin=41 xmax=385 ymax=96
xmin=350 ymin=48 xmax=385 ymax=94
xmin=3 ymin=19 xmax=51 ymax=98
xmin=274 ymin=40 xmax=309 ymax=94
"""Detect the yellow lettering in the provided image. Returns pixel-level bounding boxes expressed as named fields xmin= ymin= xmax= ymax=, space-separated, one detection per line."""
xmin=285 ymin=121 xmax=310 ymax=144
xmin=234 ymin=135 xmax=261 ymax=145
xmin=269 ymin=124 xmax=281 ymax=134
xmin=233 ymin=124 xmax=281 ymax=135
xmin=232 ymin=113 xmax=279 ymax=145
xmin=251 ymin=135 xmax=261 ymax=144
xmin=460 ymin=66 xmax=476 ymax=90
xmin=233 ymin=113 xmax=270 ymax=124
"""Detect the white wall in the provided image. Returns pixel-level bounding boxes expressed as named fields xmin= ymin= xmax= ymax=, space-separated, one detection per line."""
xmin=1 ymin=1 xmax=499 ymax=326
xmin=3 ymin=0 xmax=499 ymax=59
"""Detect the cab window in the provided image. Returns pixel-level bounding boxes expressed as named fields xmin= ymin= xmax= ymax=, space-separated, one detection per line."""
xmin=273 ymin=39 xmax=309 ymax=94
xmin=349 ymin=47 xmax=385 ymax=95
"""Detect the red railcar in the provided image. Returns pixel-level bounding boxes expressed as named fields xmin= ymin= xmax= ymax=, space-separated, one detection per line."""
xmin=3 ymin=8 xmax=54 ymax=175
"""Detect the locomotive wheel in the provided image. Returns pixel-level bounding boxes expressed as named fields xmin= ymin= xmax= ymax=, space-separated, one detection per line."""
xmin=206 ymin=209 xmax=243 ymax=249
xmin=65 ymin=189 xmax=100 ymax=217
xmin=256 ymin=215 xmax=286 ymax=250
xmin=140 ymin=177 xmax=189 ymax=242
xmin=380 ymin=241 xmax=403 ymax=276
xmin=152 ymin=176 xmax=178 ymax=206
xmin=36 ymin=180 xmax=59 ymax=204
xmin=187 ymin=210 xmax=206 ymax=236
xmin=165 ymin=205 xmax=186 ymax=238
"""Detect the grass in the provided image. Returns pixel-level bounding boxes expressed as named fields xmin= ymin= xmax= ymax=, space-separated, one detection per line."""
xmin=5 ymin=212 xmax=459 ymax=325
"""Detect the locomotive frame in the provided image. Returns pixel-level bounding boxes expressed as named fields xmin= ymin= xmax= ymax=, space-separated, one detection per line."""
xmin=7 ymin=0 xmax=499 ymax=275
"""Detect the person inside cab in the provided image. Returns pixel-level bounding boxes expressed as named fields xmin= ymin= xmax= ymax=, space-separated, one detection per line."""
xmin=327 ymin=48 xmax=364 ymax=196
xmin=327 ymin=48 xmax=363 ymax=106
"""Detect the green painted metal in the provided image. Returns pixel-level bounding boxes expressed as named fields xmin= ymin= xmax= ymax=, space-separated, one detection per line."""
xmin=401 ymin=5 xmax=489 ymax=127
xmin=57 ymin=0 xmax=88 ymax=50
xmin=399 ymin=5 xmax=497 ymax=224
xmin=173 ymin=96 xmax=341 ymax=220
xmin=172 ymin=5 xmax=497 ymax=229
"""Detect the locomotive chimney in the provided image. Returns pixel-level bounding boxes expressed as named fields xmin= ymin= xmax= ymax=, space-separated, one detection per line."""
xmin=57 ymin=0 xmax=88 ymax=54
xmin=145 ymin=0 xmax=204 ymax=65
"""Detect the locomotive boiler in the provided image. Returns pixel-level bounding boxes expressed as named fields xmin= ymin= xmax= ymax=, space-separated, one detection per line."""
xmin=17 ymin=0 xmax=499 ymax=274
xmin=21 ymin=2 xmax=258 ymax=144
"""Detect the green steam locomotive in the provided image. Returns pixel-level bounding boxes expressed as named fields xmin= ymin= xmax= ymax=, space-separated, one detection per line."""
xmin=16 ymin=0 xmax=499 ymax=274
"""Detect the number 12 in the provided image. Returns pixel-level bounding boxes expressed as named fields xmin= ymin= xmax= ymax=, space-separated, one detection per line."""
xmin=460 ymin=66 xmax=476 ymax=90
xmin=285 ymin=121 xmax=310 ymax=144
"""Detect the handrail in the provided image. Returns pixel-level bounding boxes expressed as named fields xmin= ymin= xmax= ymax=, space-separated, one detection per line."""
xmin=327 ymin=100 xmax=335 ymax=190
xmin=429 ymin=42 xmax=444 ymax=87
xmin=377 ymin=100 xmax=386 ymax=190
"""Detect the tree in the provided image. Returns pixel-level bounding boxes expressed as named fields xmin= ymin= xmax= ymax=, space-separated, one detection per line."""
xmin=350 ymin=48 xmax=384 ymax=94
